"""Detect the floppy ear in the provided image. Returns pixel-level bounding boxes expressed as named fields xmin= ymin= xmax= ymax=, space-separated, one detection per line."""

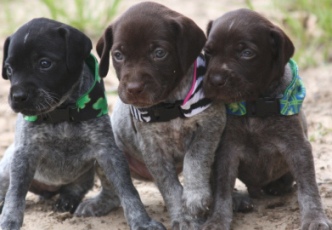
xmin=171 ymin=17 xmax=206 ymax=74
xmin=96 ymin=26 xmax=113 ymax=78
xmin=57 ymin=26 xmax=92 ymax=74
xmin=270 ymin=26 xmax=295 ymax=79
xmin=2 ymin=37 xmax=11 ymax=80
xmin=206 ymin=20 xmax=214 ymax=36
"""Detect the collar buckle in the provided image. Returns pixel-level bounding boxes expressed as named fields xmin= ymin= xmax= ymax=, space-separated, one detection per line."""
xmin=246 ymin=97 xmax=281 ymax=117
xmin=142 ymin=102 xmax=184 ymax=122
xmin=40 ymin=107 xmax=73 ymax=123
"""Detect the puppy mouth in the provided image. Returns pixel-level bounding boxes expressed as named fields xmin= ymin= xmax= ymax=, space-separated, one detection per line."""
xmin=204 ymin=79 xmax=255 ymax=103
xmin=9 ymin=89 xmax=62 ymax=116
xmin=119 ymin=95 xmax=162 ymax=108
xmin=118 ymin=84 xmax=167 ymax=108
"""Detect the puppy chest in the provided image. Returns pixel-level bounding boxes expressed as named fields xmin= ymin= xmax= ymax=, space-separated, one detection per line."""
xmin=34 ymin=159 xmax=94 ymax=186
xmin=140 ymin=121 xmax=197 ymax=157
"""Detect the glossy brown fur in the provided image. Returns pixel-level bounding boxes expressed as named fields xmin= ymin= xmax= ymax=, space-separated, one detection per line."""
xmin=202 ymin=9 xmax=331 ymax=230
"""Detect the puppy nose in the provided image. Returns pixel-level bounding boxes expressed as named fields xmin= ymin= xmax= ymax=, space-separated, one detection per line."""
xmin=126 ymin=82 xmax=144 ymax=95
xmin=11 ymin=89 xmax=29 ymax=102
xmin=210 ymin=75 xmax=227 ymax=87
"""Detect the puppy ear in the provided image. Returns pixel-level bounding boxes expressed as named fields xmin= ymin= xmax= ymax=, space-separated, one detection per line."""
xmin=171 ymin=17 xmax=206 ymax=74
xmin=2 ymin=37 xmax=10 ymax=80
xmin=206 ymin=20 xmax=214 ymax=36
xmin=96 ymin=26 xmax=113 ymax=78
xmin=57 ymin=26 xmax=92 ymax=74
xmin=270 ymin=27 xmax=295 ymax=77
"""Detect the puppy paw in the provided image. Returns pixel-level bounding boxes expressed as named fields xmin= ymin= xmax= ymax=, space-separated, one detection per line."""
xmin=172 ymin=217 xmax=201 ymax=230
xmin=301 ymin=213 xmax=332 ymax=230
xmin=201 ymin=216 xmax=230 ymax=230
xmin=182 ymin=188 xmax=211 ymax=217
xmin=131 ymin=220 xmax=166 ymax=230
xmin=74 ymin=194 xmax=120 ymax=217
xmin=55 ymin=196 xmax=81 ymax=213
xmin=262 ymin=173 xmax=294 ymax=196
xmin=232 ymin=191 xmax=254 ymax=213
xmin=0 ymin=212 xmax=22 ymax=230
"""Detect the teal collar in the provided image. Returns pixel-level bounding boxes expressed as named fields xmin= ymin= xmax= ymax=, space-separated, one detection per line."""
xmin=226 ymin=59 xmax=306 ymax=116
xmin=24 ymin=54 xmax=108 ymax=123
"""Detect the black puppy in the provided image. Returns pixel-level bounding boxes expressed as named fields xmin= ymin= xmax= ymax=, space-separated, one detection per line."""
xmin=0 ymin=18 xmax=165 ymax=230
xmin=202 ymin=9 xmax=331 ymax=230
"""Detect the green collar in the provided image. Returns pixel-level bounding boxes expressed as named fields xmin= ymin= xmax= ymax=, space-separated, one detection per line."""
xmin=226 ymin=59 xmax=306 ymax=117
xmin=24 ymin=54 xmax=108 ymax=123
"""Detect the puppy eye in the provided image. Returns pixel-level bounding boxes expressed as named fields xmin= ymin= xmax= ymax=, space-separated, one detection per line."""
xmin=204 ymin=49 xmax=213 ymax=59
xmin=153 ymin=48 xmax=167 ymax=60
xmin=5 ymin=65 xmax=13 ymax=77
xmin=39 ymin=59 xmax=52 ymax=69
xmin=241 ymin=49 xmax=255 ymax=59
xmin=113 ymin=51 xmax=124 ymax=61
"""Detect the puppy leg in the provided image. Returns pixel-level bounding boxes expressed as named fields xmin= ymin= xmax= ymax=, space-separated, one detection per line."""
xmin=143 ymin=153 xmax=189 ymax=229
xmin=0 ymin=147 xmax=39 ymax=230
xmin=95 ymin=142 xmax=166 ymax=230
xmin=262 ymin=172 xmax=294 ymax=196
xmin=181 ymin=109 xmax=225 ymax=220
xmin=281 ymin=138 xmax=331 ymax=230
xmin=0 ymin=144 xmax=14 ymax=213
xmin=202 ymin=142 xmax=239 ymax=230
xmin=75 ymin=163 xmax=120 ymax=217
xmin=182 ymin=130 xmax=220 ymax=218
xmin=55 ymin=166 xmax=94 ymax=213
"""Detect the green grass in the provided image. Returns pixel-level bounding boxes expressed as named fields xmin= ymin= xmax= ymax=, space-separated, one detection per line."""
xmin=0 ymin=0 xmax=121 ymax=39
xmin=245 ymin=0 xmax=332 ymax=68
xmin=39 ymin=0 xmax=122 ymax=38
xmin=274 ymin=0 xmax=332 ymax=68
xmin=309 ymin=122 xmax=332 ymax=143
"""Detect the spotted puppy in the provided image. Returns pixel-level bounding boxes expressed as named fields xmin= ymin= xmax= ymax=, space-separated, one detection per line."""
xmin=97 ymin=2 xmax=226 ymax=229
xmin=0 ymin=18 xmax=165 ymax=230
xmin=202 ymin=9 xmax=331 ymax=230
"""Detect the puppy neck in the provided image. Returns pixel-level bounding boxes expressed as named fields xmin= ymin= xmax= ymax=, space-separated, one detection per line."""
xmin=264 ymin=63 xmax=293 ymax=98
xmin=63 ymin=64 xmax=95 ymax=106
xmin=24 ymin=54 xmax=108 ymax=123
xmin=130 ymin=55 xmax=212 ymax=122
xmin=166 ymin=61 xmax=196 ymax=103
xmin=226 ymin=60 xmax=306 ymax=117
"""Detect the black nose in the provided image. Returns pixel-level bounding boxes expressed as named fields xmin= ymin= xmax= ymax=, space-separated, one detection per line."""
xmin=11 ymin=89 xmax=29 ymax=102
xmin=210 ymin=74 xmax=227 ymax=87
xmin=126 ymin=82 xmax=144 ymax=95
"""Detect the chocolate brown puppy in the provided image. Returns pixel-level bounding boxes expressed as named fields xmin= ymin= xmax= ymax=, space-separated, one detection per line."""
xmin=97 ymin=2 xmax=226 ymax=229
xmin=202 ymin=9 xmax=331 ymax=230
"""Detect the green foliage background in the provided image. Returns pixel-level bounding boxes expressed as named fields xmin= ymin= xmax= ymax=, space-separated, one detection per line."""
xmin=247 ymin=0 xmax=332 ymax=68
xmin=1 ymin=0 xmax=331 ymax=68
xmin=0 ymin=0 xmax=121 ymax=39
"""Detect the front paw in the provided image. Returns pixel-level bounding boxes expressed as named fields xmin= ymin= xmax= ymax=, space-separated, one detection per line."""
xmin=55 ymin=196 xmax=81 ymax=213
xmin=1 ymin=213 xmax=22 ymax=230
xmin=232 ymin=191 xmax=254 ymax=213
xmin=182 ymin=188 xmax=211 ymax=217
xmin=201 ymin=216 xmax=230 ymax=230
xmin=301 ymin=213 xmax=332 ymax=230
xmin=131 ymin=219 xmax=166 ymax=230
xmin=172 ymin=217 xmax=202 ymax=230
xmin=74 ymin=194 xmax=120 ymax=217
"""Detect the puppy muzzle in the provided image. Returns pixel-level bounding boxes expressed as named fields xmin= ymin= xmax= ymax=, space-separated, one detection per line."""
xmin=9 ymin=83 xmax=58 ymax=116
xmin=9 ymin=85 xmax=31 ymax=112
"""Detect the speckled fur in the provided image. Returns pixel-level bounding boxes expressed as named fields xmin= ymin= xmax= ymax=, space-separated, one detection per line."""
xmin=97 ymin=2 xmax=226 ymax=229
xmin=0 ymin=18 xmax=165 ymax=230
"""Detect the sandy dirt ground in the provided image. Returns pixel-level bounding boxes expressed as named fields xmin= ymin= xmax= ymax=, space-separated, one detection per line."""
xmin=0 ymin=0 xmax=331 ymax=229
